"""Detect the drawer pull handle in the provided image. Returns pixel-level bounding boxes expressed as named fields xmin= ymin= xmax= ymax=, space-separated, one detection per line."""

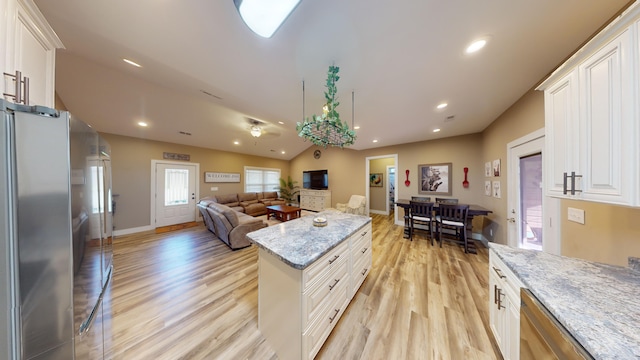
xmin=496 ymin=288 xmax=505 ymax=310
xmin=361 ymin=231 xmax=368 ymax=236
xmin=329 ymin=308 xmax=340 ymax=323
xmin=361 ymin=247 xmax=368 ymax=254
xmin=361 ymin=268 xmax=368 ymax=276
xmin=492 ymin=266 xmax=506 ymax=279
xmin=328 ymin=255 xmax=340 ymax=264
xmin=328 ymin=278 xmax=340 ymax=290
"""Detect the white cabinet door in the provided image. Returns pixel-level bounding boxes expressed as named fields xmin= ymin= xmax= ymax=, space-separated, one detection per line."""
xmin=489 ymin=270 xmax=506 ymax=355
xmin=506 ymin=294 xmax=521 ymax=360
xmin=578 ymin=29 xmax=634 ymax=205
xmin=544 ymin=71 xmax=579 ymax=198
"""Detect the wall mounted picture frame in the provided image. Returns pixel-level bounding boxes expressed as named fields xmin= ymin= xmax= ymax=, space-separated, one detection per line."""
xmin=418 ymin=163 xmax=452 ymax=196
xmin=485 ymin=180 xmax=492 ymax=196
xmin=493 ymin=159 xmax=501 ymax=177
xmin=370 ymin=173 xmax=383 ymax=187
xmin=204 ymin=172 xmax=241 ymax=183
xmin=485 ymin=162 xmax=492 ymax=177
xmin=493 ymin=180 xmax=501 ymax=198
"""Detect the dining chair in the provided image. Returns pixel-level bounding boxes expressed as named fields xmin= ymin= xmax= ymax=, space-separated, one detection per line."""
xmin=411 ymin=196 xmax=431 ymax=202
xmin=435 ymin=197 xmax=458 ymax=204
xmin=409 ymin=201 xmax=435 ymax=244
xmin=436 ymin=204 xmax=471 ymax=253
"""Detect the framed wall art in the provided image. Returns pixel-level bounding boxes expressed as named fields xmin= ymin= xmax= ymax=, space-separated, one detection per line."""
xmin=370 ymin=173 xmax=383 ymax=187
xmin=418 ymin=163 xmax=452 ymax=196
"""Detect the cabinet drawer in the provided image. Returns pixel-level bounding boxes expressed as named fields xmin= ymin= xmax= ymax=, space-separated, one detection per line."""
xmin=303 ymin=241 xmax=348 ymax=290
xmin=351 ymin=231 xmax=371 ymax=262
xmin=302 ymin=256 xmax=348 ymax=328
xmin=351 ymin=251 xmax=372 ymax=294
xmin=489 ymin=252 xmax=523 ymax=296
xmin=303 ymin=286 xmax=350 ymax=360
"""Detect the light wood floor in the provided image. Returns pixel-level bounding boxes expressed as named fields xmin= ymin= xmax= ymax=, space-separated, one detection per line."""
xmin=107 ymin=213 xmax=501 ymax=359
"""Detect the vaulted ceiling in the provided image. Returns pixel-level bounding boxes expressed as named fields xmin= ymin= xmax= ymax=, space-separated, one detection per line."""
xmin=34 ymin=0 xmax=631 ymax=160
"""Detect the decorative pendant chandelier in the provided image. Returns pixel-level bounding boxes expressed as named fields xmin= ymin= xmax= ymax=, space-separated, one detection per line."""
xmin=296 ymin=65 xmax=357 ymax=148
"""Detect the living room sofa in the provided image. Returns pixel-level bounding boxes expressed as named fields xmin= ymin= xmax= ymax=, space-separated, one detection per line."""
xmin=198 ymin=197 xmax=267 ymax=250
xmin=207 ymin=192 xmax=286 ymax=216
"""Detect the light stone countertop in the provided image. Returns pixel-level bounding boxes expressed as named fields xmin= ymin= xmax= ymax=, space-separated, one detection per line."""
xmin=246 ymin=210 xmax=371 ymax=270
xmin=490 ymin=243 xmax=640 ymax=360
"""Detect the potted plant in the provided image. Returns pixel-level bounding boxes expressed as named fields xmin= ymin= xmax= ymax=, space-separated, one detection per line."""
xmin=278 ymin=176 xmax=300 ymax=205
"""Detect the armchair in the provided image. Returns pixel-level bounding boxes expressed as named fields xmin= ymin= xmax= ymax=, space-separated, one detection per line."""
xmin=336 ymin=195 xmax=366 ymax=215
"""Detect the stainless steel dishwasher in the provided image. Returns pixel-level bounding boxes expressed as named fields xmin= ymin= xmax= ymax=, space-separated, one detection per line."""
xmin=520 ymin=289 xmax=594 ymax=360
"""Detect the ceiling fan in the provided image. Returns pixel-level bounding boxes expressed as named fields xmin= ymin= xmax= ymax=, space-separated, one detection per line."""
xmin=246 ymin=118 xmax=280 ymax=138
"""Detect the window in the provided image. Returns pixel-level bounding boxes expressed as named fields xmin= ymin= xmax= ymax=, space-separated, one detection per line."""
xmin=164 ymin=168 xmax=189 ymax=206
xmin=245 ymin=166 xmax=280 ymax=192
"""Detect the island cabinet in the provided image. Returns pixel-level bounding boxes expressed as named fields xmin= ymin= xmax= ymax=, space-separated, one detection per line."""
xmin=489 ymin=249 xmax=523 ymax=360
xmin=247 ymin=212 xmax=371 ymax=360
xmin=537 ymin=3 xmax=640 ymax=206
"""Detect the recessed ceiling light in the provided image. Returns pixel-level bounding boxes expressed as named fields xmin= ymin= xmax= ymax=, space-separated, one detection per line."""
xmin=465 ymin=38 xmax=488 ymax=54
xmin=372 ymin=139 xmax=378 ymax=143
xmin=278 ymin=121 xmax=285 ymax=125
xmin=281 ymin=151 xmax=286 ymax=154
xmin=353 ymin=125 xmax=361 ymax=130
xmin=137 ymin=121 xmax=148 ymax=127
xmin=234 ymin=141 xmax=240 ymax=145
xmin=436 ymin=103 xmax=448 ymax=110
xmin=433 ymin=128 xmax=441 ymax=133
xmin=123 ymin=58 xmax=142 ymax=67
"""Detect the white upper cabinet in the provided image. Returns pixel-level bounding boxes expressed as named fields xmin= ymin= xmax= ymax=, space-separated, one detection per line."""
xmin=2 ymin=0 xmax=63 ymax=108
xmin=538 ymin=3 xmax=640 ymax=206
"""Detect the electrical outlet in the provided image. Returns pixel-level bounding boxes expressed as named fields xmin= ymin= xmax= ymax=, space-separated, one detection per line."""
xmin=210 ymin=187 xmax=218 ymax=191
xmin=568 ymin=207 xmax=585 ymax=224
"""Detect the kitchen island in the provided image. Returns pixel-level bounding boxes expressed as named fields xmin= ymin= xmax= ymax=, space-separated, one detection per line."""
xmin=247 ymin=210 xmax=372 ymax=360
xmin=490 ymin=244 xmax=640 ymax=359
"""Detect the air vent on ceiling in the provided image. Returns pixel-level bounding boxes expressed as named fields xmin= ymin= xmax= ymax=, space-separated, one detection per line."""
xmin=444 ymin=115 xmax=455 ymax=122
xmin=179 ymin=131 xmax=192 ymax=136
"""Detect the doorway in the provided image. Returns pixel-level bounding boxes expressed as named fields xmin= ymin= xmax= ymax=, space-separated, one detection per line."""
xmin=151 ymin=160 xmax=199 ymax=228
xmin=507 ymin=129 xmax=559 ymax=254
xmin=365 ymin=154 xmax=398 ymax=220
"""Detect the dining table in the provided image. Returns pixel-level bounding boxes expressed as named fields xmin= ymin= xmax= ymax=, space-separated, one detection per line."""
xmin=394 ymin=199 xmax=492 ymax=248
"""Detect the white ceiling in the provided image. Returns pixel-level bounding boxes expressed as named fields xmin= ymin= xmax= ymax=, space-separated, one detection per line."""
xmin=34 ymin=0 xmax=630 ymax=160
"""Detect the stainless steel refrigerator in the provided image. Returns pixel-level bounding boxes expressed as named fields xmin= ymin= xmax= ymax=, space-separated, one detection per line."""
xmin=0 ymin=99 xmax=113 ymax=359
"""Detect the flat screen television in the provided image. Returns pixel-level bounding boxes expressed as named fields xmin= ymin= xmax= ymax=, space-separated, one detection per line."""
xmin=302 ymin=169 xmax=328 ymax=190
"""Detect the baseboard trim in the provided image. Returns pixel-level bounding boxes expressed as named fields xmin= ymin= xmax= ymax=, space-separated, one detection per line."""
xmin=369 ymin=209 xmax=388 ymax=215
xmin=114 ymin=225 xmax=154 ymax=237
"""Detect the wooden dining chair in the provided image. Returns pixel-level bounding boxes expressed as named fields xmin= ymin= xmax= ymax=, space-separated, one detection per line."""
xmin=435 ymin=204 xmax=471 ymax=253
xmin=411 ymin=196 xmax=431 ymax=202
xmin=409 ymin=201 xmax=435 ymax=244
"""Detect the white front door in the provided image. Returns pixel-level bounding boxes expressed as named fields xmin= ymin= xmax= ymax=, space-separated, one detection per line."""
xmin=154 ymin=162 xmax=197 ymax=227
xmin=507 ymin=130 xmax=560 ymax=254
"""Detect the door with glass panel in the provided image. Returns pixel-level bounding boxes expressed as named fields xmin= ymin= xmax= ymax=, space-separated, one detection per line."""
xmin=507 ymin=131 xmax=559 ymax=254
xmin=155 ymin=163 xmax=197 ymax=227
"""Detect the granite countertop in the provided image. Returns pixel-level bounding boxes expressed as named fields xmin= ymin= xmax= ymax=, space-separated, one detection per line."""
xmin=489 ymin=243 xmax=640 ymax=360
xmin=246 ymin=210 xmax=371 ymax=270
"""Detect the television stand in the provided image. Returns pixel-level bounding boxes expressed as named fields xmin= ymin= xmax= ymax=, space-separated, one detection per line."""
xmin=299 ymin=189 xmax=331 ymax=211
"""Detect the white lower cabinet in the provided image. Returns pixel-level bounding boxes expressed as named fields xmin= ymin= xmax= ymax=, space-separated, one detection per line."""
xmin=258 ymin=222 xmax=372 ymax=360
xmin=489 ymin=250 xmax=523 ymax=360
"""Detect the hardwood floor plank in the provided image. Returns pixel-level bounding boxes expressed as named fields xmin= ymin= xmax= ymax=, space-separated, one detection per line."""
xmin=108 ymin=212 xmax=500 ymax=359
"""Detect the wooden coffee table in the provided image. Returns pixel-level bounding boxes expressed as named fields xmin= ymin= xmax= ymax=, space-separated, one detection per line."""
xmin=266 ymin=205 xmax=302 ymax=222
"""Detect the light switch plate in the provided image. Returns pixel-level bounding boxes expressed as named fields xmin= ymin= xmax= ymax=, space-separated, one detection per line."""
xmin=568 ymin=207 xmax=585 ymax=224
xmin=210 ymin=187 xmax=218 ymax=191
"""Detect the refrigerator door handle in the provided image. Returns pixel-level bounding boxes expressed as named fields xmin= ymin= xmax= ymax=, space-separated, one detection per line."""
xmin=79 ymin=268 xmax=111 ymax=336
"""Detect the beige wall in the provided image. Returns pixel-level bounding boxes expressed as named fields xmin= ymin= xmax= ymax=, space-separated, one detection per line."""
xmin=480 ymin=89 xmax=545 ymax=244
xmin=100 ymin=133 xmax=289 ymax=230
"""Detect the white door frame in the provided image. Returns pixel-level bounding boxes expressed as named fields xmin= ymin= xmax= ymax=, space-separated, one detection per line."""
xmin=507 ymin=129 xmax=560 ymax=254
xmin=150 ymin=160 xmax=200 ymax=229
xmin=365 ymin=154 xmax=398 ymax=221
xmin=386 ymin=165 xmax=395 ymax=215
